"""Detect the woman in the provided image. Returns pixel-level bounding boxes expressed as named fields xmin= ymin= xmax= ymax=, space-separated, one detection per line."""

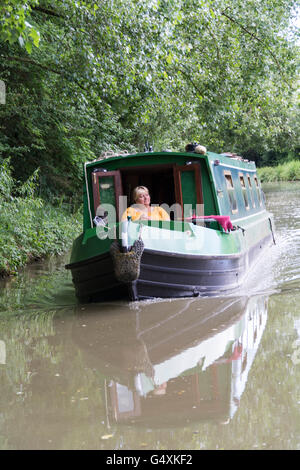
xmin=122 ymin=186 xmax=170 ymax=221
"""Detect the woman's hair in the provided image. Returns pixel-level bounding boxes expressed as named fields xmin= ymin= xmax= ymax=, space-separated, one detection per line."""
xmin=132 ymin=186 xmax=149 ymax=203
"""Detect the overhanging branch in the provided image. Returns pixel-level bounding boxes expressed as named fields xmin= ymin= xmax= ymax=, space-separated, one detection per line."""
xmin=32 ymin=6 xmax=65 ymax=19
xmin=1 ymin=54 xmax=109 ymax=109
xmin=2 ymin=55 xmax=65 ymax=76
xmin=221 ymin=8 xmax=282 ymax=72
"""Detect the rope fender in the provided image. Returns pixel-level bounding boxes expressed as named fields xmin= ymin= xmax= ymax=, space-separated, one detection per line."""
xmin=110 ymin=238 xmax=144 ymax=283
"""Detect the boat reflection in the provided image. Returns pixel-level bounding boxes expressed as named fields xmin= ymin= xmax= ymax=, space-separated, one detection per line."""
xmin=73 ymin=295 xmax=268 ymax=426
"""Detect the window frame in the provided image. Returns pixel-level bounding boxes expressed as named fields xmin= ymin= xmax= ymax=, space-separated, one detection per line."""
xmin=224 ymin=170 xmax=238 ymax=214
xmin=254 ymin=175 xmax=262 ymax=206
xmin=91 ymin=170 xmax=123 ymax=220
xmin=239 ymin=172 xmax=250 ymax=210
xmin=247 ymin=174 xmax=255 ymax=208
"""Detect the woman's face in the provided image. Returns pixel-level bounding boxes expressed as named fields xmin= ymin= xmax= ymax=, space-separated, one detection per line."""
xmin=135 ymin=190 xmax=150 ymax=207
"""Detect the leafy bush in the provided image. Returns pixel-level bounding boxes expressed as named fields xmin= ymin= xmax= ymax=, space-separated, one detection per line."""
xmin=0 ymin=158 xmax=14 ymax=198
xmin=0 ymin=160 xmax=81 ymax=276
xmin=258 ymin=160 xmax=300 ymax=182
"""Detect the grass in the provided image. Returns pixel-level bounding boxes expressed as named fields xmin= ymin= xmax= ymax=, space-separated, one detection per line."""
xmin=257 ymin=160 xmax=300 ymax=182
xmin=0 ymin=159 xmax=82 ymax=277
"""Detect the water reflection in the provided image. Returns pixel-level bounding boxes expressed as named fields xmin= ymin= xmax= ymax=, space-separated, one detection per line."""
xmin=0 ymin=293 xmax=269 ymax=449
xmin=72 ymin=295 xmax=268 ymax=427
xmin=1 ymin=182 xmax=299 ymax=449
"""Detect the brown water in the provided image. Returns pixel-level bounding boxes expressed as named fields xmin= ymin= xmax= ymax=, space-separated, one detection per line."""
xmin=0 ymin=183 xmax=299 ymax=450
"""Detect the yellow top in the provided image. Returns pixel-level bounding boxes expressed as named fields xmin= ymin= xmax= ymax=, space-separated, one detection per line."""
xmin=122 ymin=205 xmax=170 ymax=222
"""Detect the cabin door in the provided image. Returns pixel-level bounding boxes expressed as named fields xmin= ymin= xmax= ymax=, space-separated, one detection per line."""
xmin=91 ymin=170 xmax=123 ymax=221
xmin=173 ymin=163 xmax=203 ymax=220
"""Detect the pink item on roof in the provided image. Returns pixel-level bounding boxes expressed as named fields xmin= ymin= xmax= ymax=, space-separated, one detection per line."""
xmin=186 ymin=215 xmax=234 ymax=232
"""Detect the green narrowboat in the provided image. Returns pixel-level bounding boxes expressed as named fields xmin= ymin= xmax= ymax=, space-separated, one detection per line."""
xmin=66 ymin=147 xmax=275 ymax=302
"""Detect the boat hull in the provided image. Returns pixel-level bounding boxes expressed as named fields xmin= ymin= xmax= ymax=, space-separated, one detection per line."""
xmin=66 ymin=230 xmax=273 ymax=302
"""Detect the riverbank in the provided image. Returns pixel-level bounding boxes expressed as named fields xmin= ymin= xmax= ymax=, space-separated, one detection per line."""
xmin=257 ymin=160 xmax=300 ymax=182
xmin=0 ymin=160 xmax=81 ymax=277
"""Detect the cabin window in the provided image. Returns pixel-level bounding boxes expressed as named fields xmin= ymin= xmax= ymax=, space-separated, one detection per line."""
xmin=98 ymin=176 xmax=115 ymax=204
xmin=92 ymin=170 xmax=123 ymax=221
xmin=224 ymin=171 xmax=238 ymax=213
xmin=247 ymin=174 xmax=255 ymax=208
xmin=254 ymin=176 xmax=262 ymax=205
xmin=239 ymin=173 xmax=249 ymax=210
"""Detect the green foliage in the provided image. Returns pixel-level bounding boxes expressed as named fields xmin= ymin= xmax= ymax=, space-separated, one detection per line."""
xmin=0 ymin=0 xmax=299 ymax=198
xmin=0 ymin=159 xmax=81 ymax=276
xmin=258 ymin=160 xmax=300 ymax=182
xmin=0 ymin=158 xmax=14 ymax=197
xmin=0 ymin=0 xmax=40 ymax=48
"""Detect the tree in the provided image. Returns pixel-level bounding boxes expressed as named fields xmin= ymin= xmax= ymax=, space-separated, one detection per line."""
xmin=0 ymin=0 xmax=299 ymax=199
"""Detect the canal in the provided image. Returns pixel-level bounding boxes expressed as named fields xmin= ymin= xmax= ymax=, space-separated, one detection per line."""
xmin=0 ymin=183 xmax=299 ymax=450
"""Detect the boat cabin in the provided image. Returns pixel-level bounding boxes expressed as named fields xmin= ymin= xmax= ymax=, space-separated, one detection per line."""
xmin=83 ymin=150 xmax=265 ymax=230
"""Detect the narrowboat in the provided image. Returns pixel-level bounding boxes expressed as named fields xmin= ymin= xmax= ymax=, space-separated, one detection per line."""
xmin=66 ymin=147 xmax=275 ymax=302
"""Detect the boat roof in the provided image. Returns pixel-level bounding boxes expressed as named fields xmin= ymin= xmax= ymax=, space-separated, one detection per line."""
xmin=85 ymin=150 xmax=256 ymax=171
